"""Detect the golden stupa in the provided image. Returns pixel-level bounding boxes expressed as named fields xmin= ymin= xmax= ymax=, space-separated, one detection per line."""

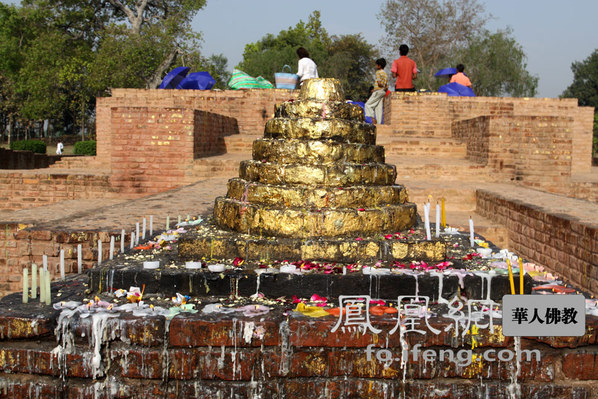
xmin=179 ymin=79 xmax=446 ymax=263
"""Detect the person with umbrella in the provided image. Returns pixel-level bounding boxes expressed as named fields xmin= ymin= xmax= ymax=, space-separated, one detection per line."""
xmin=450 ymin=64 xmax=472 ymax=87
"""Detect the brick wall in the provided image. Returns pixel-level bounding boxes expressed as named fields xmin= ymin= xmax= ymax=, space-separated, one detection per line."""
xmin=383 ymin=94 xmax=593 ymax=174
xmin=107 ymin=107 xmax=237 ymax=196
xmin=0 ymin=171 xmax=115 ymax=211
xmin=96 ymin=88 xmax=295 ymax=166
xmin=0 ymin=304 xmax=596 ymax=398
xmin=453 ymin=115 xmax=575 ymax=183
xmin=0 ymin=224 xmax=129 ymax=297
xmin=476 ymin=189 xmax=598 ymax=296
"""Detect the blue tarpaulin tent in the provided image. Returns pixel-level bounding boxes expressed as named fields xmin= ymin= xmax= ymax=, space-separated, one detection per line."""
xmin=177 ymin=72 xmax=216 ymax=90
xmin=438 ymin=82 xmax=475 ymax=97
xmin=159 ymin=67 xmax=190 ymax=89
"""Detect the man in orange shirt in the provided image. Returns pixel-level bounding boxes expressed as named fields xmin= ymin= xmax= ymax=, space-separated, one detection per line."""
xmin=391 ymin=44 xmax=417 ymax=92
xmin=450 ymin=64 xmax=472 ymax=87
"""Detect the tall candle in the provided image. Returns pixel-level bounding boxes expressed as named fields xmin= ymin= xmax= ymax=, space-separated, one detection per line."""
xmin=39 ymin=269 xmax=45 ymax=304
xmin=97 ymin=240 xmax=102 ymax=265
xmin=120 ymin=229 xmax=125 ymax=253
xmin=43 ymin=254 xmax=48 ymax=272
xmin=178 ymin=215 xmax=181 ymax=225
xmin=31 ymin=264 xmax=37 ymax=299
xmin=22 ymin=268 xmax=28 ymax=303
xmin=424 ymin=202 xmax=431 ymax=240
xmin=44 ymin=271 xmax=51 ymax=305
xmin=149 ymin=215 xmax=153 ymax=236
xmin=136 ymin=223 xmax=140 ymax=243
xmin=130 ymin=232 xmax=135 ymax=249
xmin=469 ymin=217 xmax=475 ymax=247
xmin=77 ymin=244 xmax=82 ymax=274
xmin=507 ymin=259 xmax=515 ymax=295
xmin=59 ymin=249 xmax=65 ymax=280
xmin=166 ymin=216 xmax=170 ymax=230
xmin=142 ymin=218 xmax=146 ymax=239
xmin=109 ymin=236 xmax=115 ymax=260
xmin=435 ymin=202 xmax=440 ymax=238
xmin=519 ymin=257 xmax=524 ymax=295
xmin=441 ymin=197 xmax=446 ymax=229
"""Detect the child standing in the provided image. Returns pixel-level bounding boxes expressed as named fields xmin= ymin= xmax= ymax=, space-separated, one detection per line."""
xmin=365 ymin=58 xmax=388 ymax=124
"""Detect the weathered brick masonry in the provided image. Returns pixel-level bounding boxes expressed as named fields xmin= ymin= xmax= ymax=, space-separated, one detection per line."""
xmin=476 ymin=189 xmax=598 ymax=296
xmin=0 ymin=223 xmax=126 ymax=295
xmin=0 ymin=302 xmax=596 ymax=398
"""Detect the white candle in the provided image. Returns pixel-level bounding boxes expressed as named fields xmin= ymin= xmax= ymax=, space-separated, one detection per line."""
xmin=130 ymin=232 xmax=135 ymax=249
xmin=149 ymin=215 xmax=153 ymax=236
xmin=59 ymin=249 xmax=65 ymax=280
xmin=43 ymin=254 xmax=48 ymax=272
xmin=166 ymin=216 xmax=170 ymax=230
xmin=44 ymin=271 xmax=51 ymax=305
xmin=77 ymin=244 xmax=82 ymax=274
xmin=120 ymin=229 xmax=125 ymax=253
xmin=39 ymin=269 xmax=45 ymax=304
xmin=98 ymin=240 xmax=102 ymax=265
xmin=109 ymin=236 xmax=115 ymax=260
xmin=424 ymin=202 xmax=431 ymax=240
xmin=136 ymin=223 xmax=140 ymax=243
xmin=22 ymin=268 xmax=28 ymax=304
xmin=469 ymin=217 xmax=475 ymax=247
xmin=343 ymin=266 xmax=347 ymax=275
xmin=31 ymin=264 xmax=37 ymax=299
xmin=435 ymin=202 xmax=440 ymax=238
xmin=142 ymin=218 xmax=146 ymax=239
xmin=178 ymin=215 xmax=181 ymax=224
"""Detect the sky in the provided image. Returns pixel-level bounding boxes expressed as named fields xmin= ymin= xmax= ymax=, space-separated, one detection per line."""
xmin=3 ymin=0 xmax=598 ymax=98
xmin=191 ymin=0 xmax=598 ymax=98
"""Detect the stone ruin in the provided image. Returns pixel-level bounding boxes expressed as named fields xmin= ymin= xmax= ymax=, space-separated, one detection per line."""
xmin=1 ymin=79 xmax=597 ymax=399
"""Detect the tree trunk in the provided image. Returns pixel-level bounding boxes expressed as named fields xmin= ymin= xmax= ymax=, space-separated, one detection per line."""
xmin=146 ymin=48 xmax=180 ymax=89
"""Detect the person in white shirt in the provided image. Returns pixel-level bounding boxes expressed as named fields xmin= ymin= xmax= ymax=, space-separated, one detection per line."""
xmin=56 ymin=142 xmax=64 ymax=155
xmin=296 ymin=47 xmax=318 ymax=84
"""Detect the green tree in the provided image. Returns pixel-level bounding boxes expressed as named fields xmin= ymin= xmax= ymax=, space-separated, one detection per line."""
xmin=237 ymin=11 xmax=330 ymax=85
xmin=452 ymin=29 xmax=538 ymax=97
xmin=237 ymin=11 xmax=378 ymax=99
xmin=378 ymin=0 xmax=489 ymax=90
xmin=321 ymin=34 xmax=379 ymax=101
xmin=562 ymin=49 xmax=598 ymax=155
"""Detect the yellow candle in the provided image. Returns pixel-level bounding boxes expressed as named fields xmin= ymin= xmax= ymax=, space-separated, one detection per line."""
xmin=507 ymin=259 xmax=515 ymax=295
xmin=39 ymin=269 xmax=45 ymax=304
xmin=441 ymin=197 xmax=446 ymax=228
xmin=519 ymin=257 xmax=524 ymax=295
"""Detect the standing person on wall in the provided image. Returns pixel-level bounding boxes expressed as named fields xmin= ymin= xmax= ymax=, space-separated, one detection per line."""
xmin=365 ymin=58 xmax=388 ymax=125
xmin=391 ymin=44 xmax=417 ymax=92
xmin=296 ymin=47 xmax=318 ymax=85
xmin=450 ymin=64 xmax=472 ymax=87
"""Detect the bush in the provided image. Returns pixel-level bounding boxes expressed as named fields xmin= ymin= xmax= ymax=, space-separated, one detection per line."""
xmin=73 ymin=140 xmax=96 ymax=156
xmin=9 ymin=139 xmax=47 ymax=154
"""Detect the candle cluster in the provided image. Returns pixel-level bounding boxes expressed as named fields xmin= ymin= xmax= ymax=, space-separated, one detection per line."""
xmin=22 ymin=263 xmax=51 ymax=305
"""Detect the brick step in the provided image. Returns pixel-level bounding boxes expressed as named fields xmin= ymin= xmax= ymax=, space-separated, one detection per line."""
xmin=377 ymin=124 xmax=453 ymax=138
xmin=223 ymin=135 xmax=260 ymax=153
xmin=389 ymin=155 xmax=492 ymax=181
xmin=187 ymin=153 xmax=247 ymax=179
xmin=48 ymin=156 xmax=96 ymax=169
xmin=379 ymin=137 xmax=467 ymax=157
xmin=404 ymin=181 xmax=478 ymax=212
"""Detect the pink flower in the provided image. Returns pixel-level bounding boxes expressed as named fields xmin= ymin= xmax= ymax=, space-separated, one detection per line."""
xmin=310 ymin=294 xmax=327 ymax=303
xmin=370 ymin=299 xmax=385 ymax=306
xmin=355 ymin=237 xmax=363 ymax=241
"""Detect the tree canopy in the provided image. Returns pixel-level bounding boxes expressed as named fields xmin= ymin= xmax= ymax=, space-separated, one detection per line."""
xmin=378 ymin=0 xmax=537 ymax=97
xmin=237 ymin=11 xmax=378 ymax=101
xmin=561 ymin=49 xmax=598 ymax=108
xmin=0 ymin=0 xmax=226 ymax=139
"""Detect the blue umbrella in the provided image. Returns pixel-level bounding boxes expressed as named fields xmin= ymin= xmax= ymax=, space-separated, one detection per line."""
xmin=177 ymin=71 xmax=216 ymax=90
xmin=438 ymin=82 xmax=475 ymax=97
xmin=159 ymin=66 xmax=190 ymax=89
xmin=434 ymin=67 xmax=457 ymax=77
